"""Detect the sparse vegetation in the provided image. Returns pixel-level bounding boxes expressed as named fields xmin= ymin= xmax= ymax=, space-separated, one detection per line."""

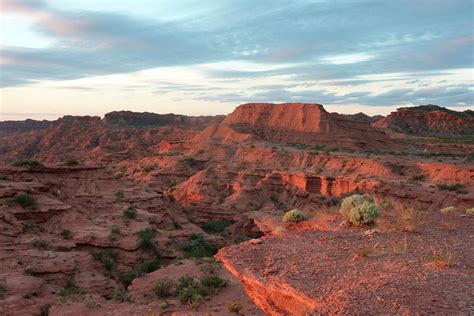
xmin=0 ymin=175 xmax=10 ymax=180
xmin=353 ymin=247 xmax=374 ymax=259
xmin=14 ymin=193 xmax=37 ymax=209
xmin=466 ymin=208 xmax=474 ymax=216
xmin=137 ymin=227 xmax=159 ymax=254
xmin=122 ymin=205 xmax=137 ymax=220
xmin=143 ymin=165 xmax=156 ymax=173
xmin=180 ymin=234 xmax=218 ymax=258
xmin=227 ymin=300 xmax=243 ymax=314
xmin=0 ymin=282 xmax=7 ymax=299
xmin=340 ymin=194 xmax=380 ymax=226
xmin=109 ymin=226 xmax=121 ymax=241
xmin=61 ymin=229 xmax=73 ymax=240
xmin=91 ymin=250 xmax=119 ymax=271
xmin=115 ymin=190 xmax=125 ymax=199
xmin=375 ymin=198 xmax=424 ymax=233
xmin=64 ymin=158 xmax=79 ymax=166
xmin=31 ymin=239 xmax=51 ymax=250
xmin=440 ymin=206 xmax=457 ymax=214
xmin=282 ymin=209 xmax=305 ymax=224
xmin=436 ymin=183 xmax=468 ymax=194
xmin=112 ymin=289 xmax=132 ymax=302
xmin=154 ymin=278 xmax=175 ymax=298
xmin=201 ymin=220 xmax=232 ymax=234
xmin=13 ymin=160 xmax=44 ymax=171
xmin=234 ymin=235 xmax=251 ymax=244
xmin=427 ymin=250 xmax=453 ymax=269
xmin=408 ymin=173 xmax=427 ymax=183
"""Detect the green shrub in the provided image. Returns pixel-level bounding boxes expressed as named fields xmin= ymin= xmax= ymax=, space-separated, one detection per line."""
xmin=180 ymin=235 xmax=218 ymax=258
xmin=199 ymin=274 xmax=227 ymax=288
xmin=109 ymin=226 xmax=121 ymax=241
xmin=339 ymin=194 xmax=380 ymax=226
xmin=134 ymin=258 xmax=160 ymax=274
xmin=60 ymin=229 xmax=73 ymax=240
xmin=120 ymin=271 xmax=136 ymax=287
xmin=64 ymin=158 xmax=79 ymax=166
xmin=137 ymin=227 xmax=158 ymax=253
xmin=154 ymin=278 xmax=175 ymax=298
xmin=282 ymin=209 xmax=305 ymax=224
xmin=13 ymin=160 xmax=44 ymax=171
xmin=91 ymin=250 xmax=118 ymax=271
xmin=409 ymin=174 xmax=427 ymax=182
xmin=436 ymin=183 xmax=467 ymax=194
xmin=14 ymin=193 xmax=37 ymax=209
xmin=0 ymin=175 xmax=10 ymax=180
xmin=115 ymin=191 xmax=125 ymax=199
xmin=122 ymin=206 xmax=137 ymax=220
xmin=31 ymin=239 xmax=50 ymax=250
xmin=234 ymin=235 xmax=251 ymax=244
xmin=0 ymin=282 xmax=7 ymax=299
xmin=112 ymin=289 xmax=132 ymax=302
xmin=201 ymin=220 xmax=232 ymax=234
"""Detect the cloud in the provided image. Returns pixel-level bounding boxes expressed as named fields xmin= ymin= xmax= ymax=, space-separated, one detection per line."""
xmin=1 ymin=0 xmax=473 ymax=108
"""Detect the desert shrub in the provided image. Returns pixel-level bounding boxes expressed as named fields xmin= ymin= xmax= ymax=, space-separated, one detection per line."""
xmin=115 ymin=191 xmax=125 ymax=199
xmin=112 ymin=289 xmax=132 ymax=302
xmin=0 ymin=175 xmax=10 ymax=180
xmin=14 ymin=193 xmax=37 ymax=209
xmin=440 ymin=206 xmax=457 ymax=214
xmin=64 ymin=158 xmax=79 ymax=166
xmin=91 ymin=250 xmax=119 ymax=271
xmin=234 ymin=235 xmax=251 ymax=244
xmin=13 ymin=160 xmax=44 ymax=171
xmin=0 ymin=282 xmax=7 ymax=299
xmin=199 ymin=274 xmax=227 ymax=288
xmin=375 ymin=197 xmax=424 ymax=233
xmin=84 ymin=296 xmax=99 ymax=308
xmin=143 ymin=165 xmax=155 ymax=173
xmin=172 ymin=221 xmax=182 ymax=229
xmin=180 ymin=235 xmax=218 ymax=258
xmin=120 ymin=271 xmax=136 ymax=287
xmin=339 ymin=194 xmax=380 ymax=225
xmin=31 ymin=239 xmax=51 ymax=250
xmin=134 ymin=258 xmax=160 ymax=274
xmin=38 ymin=303 xmax=51 ymax=316
xmin=436 ymin=183 xmax=467 ymax=194
xmin=466 ymin=208 xmax=474 ymax=216
xmin=60 ymin=229 xmax=73 ymax=240
xmin=427 ymin=250 xmax=453 ymax=269
xmin=137 ymin=227 xmax=158 ymax=254
xmin=154 ymin=278 xmax=175 ymax=298
xmin=227 ymin=300 xmax=243 ymax=314
xmin=109 ymin=226 xmax=121 ymax=241
xmin=282 ymin=209 xmax=305 ymax=224
xmin=201 ymin=220 xmax=232 ymax=234
xmin=122 ymin=206 xmax=137 ymax=220
xmin=409 ymin=174 xmax=427 ymax=182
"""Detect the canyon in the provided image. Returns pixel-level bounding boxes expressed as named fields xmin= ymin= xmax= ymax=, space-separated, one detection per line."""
xmin=0 ymin=103 xmax=473 ymax=315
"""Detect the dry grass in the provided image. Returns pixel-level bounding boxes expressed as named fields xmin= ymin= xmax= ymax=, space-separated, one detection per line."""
xmin=426 ymin=250 xmax=453 ymax=269
xmin=440 ymin=221 xmax=457 ymax=231
xmin=353 ymin=247 xmax=374 ymax=259
xmin=375 ymin=197 xmax=425 ymax=233
xmin=389 ymin=234 xmax=408 ymax=255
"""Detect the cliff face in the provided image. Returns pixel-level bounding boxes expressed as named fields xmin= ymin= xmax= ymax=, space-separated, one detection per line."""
xmin=372 ymin=105 xmax=474 ymax=136
xmin=197 ymin=103 xmax=397 ymax=150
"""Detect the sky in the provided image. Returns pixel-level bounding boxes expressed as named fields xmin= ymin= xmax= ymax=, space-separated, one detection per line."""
xmin=0 ymin=0 xmax=473 ymax=120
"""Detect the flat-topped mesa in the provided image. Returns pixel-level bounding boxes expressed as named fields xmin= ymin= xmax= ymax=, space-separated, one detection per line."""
xmin=196 ymin=103 xmax=396 ymax=150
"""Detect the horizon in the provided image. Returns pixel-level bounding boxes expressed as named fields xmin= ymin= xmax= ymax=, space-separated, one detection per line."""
xmin=1 ymin=0 xmax=473 ymax=120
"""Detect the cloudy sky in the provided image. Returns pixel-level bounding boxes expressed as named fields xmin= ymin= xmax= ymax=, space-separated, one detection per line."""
xmin=0 ymin=0 xmax=473 ymax=120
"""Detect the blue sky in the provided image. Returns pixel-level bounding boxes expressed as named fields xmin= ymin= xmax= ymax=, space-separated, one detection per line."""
xmin=0 ymin=0 xmax=473 ymax=120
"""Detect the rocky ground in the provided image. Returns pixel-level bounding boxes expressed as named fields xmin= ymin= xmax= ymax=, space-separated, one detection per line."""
xmin=0 ymin=103 xmax=473 ymax=315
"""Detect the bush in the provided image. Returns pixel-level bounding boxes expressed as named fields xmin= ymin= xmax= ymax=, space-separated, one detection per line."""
xmin=0 ymin=175 xmax=10 ymax=180
xmin=115 ymin=191 xmax=125 ymax=199
xmin=440 ymin=206 xmax=457 ymax=214
xmin=467 ymin=208 xmax=474 ymax=216
xmin=109 ymin=226 xmax=121 ymax=241
xmin=154 ymin=279 xmax=175 ymax=298
xmin=120 ymin=271 xmax=136 ymax=287
xmin=340 ymin=194 xmax=380 ymax=225
xmin=14 ymin=193 xmax=37 ymax=209
xmin=282 ymin=209 xmax=305 ymax=224
xmin=180 ymin=235 xmax=218 ymax=258
xmin=122 ymin=206 xmax=137 ymax=220
xmin=137 ymin=227 xmax=158 ymax=253
xmin=61 ymin=229 xmax=73 ymax=240
xmin=227 ymin=300 xmax=243 ymax=314
xmin=200 ymin=274 xmax=227 ymax=288
xmin=91 ymin=250 xmax=119 ymax=271
xmin=64 ymin=158 xmax=79 ymax=166
xmin=436 ymin=183 xmax=467 ymax=194
xmin=409 ymin=174 xmax=427 ymax=182
xmin=13 ymin=160 xmax=44 ymax=171
xmin=201 ymin=220 xmax=232 ymax=234
xmin=31 ymin=239 xmax=50 ymax=250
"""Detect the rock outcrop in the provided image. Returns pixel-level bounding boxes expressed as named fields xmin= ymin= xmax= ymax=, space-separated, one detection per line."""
xmin=372 ymin=105 xmax=474 ymax=136
xmin=196 ymin=103 xmax=397 ymax=150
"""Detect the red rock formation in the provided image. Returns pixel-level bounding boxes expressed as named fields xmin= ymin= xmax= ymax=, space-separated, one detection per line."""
xmin=197 ymin=103 xmax=398 ymax=149
xmin=372 ymin=105 xmax=474 ymax=136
